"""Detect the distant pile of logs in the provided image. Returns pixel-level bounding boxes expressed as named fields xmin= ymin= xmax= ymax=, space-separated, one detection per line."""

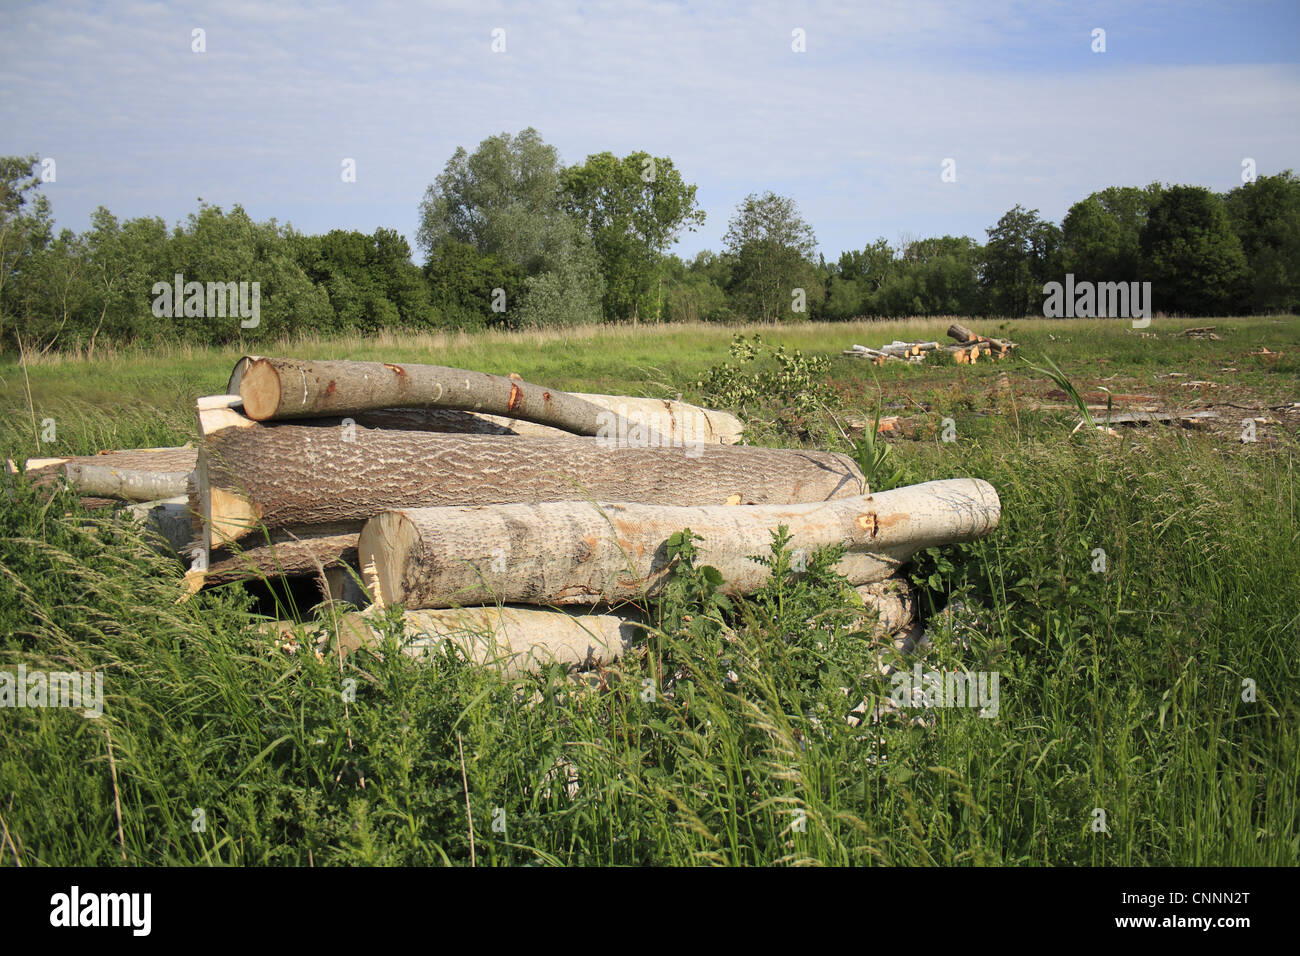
xmin=14 ymin=355 xmax=1003 ymax=677
xmin=844 ymin=323 xmax=1019 ymax=366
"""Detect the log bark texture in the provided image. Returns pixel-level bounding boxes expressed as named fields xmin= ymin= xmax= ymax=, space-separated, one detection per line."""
xmin=854 ymin=579 xmax=916 ymax=637
xmin=186 ymin=529 xmax=359 ymax=591
xmin=197 ymin=399 xmax=863 ymax=548
xmin=234 ymin=357 xmax=651 ymax=441
xmin=24 ymin=448 xmax=196 ymax=501
xmin=335 ymin=605 xmax=645 ymax=676
xmin=358 ymin=479 xmax=999 ymax=609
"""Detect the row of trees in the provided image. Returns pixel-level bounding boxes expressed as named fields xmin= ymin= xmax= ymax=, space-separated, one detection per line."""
xmin=2 ymin=134 xmax=1297 ymax=353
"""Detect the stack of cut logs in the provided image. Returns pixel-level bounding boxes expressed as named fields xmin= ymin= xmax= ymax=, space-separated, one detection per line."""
xmin=14 ymin=355 xmax=1002 ymax=677
xmin=843 ymin=323 xmax=1019 ymax=366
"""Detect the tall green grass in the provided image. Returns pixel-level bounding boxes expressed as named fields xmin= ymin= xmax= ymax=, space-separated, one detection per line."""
xmin=1 ymin=318 xmax=1297 ymax=865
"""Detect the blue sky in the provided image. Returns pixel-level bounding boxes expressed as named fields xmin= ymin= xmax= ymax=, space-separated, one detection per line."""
xmin=2 ymin=0 xmax=1297 ymax=262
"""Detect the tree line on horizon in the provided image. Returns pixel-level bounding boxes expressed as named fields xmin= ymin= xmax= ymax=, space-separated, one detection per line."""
xmin=1 ymin=130 xmax=1296 ymax=354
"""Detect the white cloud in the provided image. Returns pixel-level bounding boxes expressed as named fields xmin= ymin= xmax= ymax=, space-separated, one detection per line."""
xmin=0 ymin=0 xmax=1295 ymax=257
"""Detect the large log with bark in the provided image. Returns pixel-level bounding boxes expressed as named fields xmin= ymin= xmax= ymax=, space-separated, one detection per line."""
xmin=195 ymin=397 xmax=864 ymax=552
xmin=21 ymin=447 xmax=197 ymax=501
xmin=333 ymin=605 xmax=646 ymax=677
xmin=357 ymin=478 xmax=1000 ymax=609
xmin=231 ymin=356 xmax=656 ymax=442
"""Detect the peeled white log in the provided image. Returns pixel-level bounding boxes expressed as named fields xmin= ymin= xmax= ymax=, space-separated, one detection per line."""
xmin=359 ymin=479 xmax=1000 ymax=609
xmin=335 ymin=605 xmax=645 ymax=676
xmin=495 ymin=393 xmax=743 ymax=446
xmin=23 ymin=448 xmax=196 ymax=501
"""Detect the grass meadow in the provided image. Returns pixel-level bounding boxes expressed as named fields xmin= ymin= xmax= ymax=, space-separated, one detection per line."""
xmin=0 ymin=315 xmax=1297 ymax=866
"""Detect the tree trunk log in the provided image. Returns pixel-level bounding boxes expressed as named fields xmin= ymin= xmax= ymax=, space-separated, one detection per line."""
xmin=195 ymin=397 xmax=863 ymax=552
xmin=185 ymin=527 xmax=359 ymax=592
xmin=294 ymin=395 xmax=743 ymax=446
xmin=233 ymin=356 xmax=656 ymax=441
xmin=334 ymin=606 xmax=645 ymax=676
xmin=357 ymin=479 xmax=999 ymax=609
xmin=228 ymin=361 xmax=742 ymax=445
xmin=22 ymin=448 xmax=196 ymax=501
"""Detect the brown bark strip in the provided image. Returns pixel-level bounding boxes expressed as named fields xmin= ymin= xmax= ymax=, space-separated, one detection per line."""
xmin=186 ymin=529 xmax=359 ymax=590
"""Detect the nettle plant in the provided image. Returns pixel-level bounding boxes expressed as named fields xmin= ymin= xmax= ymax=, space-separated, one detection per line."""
xmin=694 ymin=334 xmax=841 ymax=431
xmin=647 ymin=524 xmax=873 ymax=716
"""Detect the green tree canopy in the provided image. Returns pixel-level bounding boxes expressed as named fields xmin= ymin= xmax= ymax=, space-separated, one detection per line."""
xmin=1061 ymin=184 xmax=1161 ymax=283
xmin=1223 ymin=170 xmax=1300 ymax=313
xmin=416 ymin=129 xmax=603 ymax=327
xmin=0 ymin=155 xmax=53 ymax=346
xmin=723 ymin=191 xmax=821 ymax=322
xmin=1139 ymin=185 xmax=1249 ymax=315
xmin=561 ymin=151 xmax=705 ymax=321
xmin=980 ymin=205 xmax=1062 ymax=316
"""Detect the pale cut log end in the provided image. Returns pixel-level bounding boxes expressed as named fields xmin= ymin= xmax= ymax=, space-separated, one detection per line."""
xmin=226 ymin=355 xmax=263 ymax=396
xmin=238 ymin=358 xmax=283 ymax=421
xmin=22 ymin=457 xmax=70 ymax=471
xmin=357 ymin=511 xmax=418 ymax=608
xmin=195 ymin=395 xmax=259 ymax=559
xmin=178 ymin=570 xmax=205 ymax=604
xmin=362 ymin=556 xmax=384 ymax=609
xmin=207 ymin=488 xmax=262 ymax=547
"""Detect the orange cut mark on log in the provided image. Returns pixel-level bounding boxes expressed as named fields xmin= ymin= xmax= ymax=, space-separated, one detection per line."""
xmin=856 ymin=512 xmax=879 ymax=538
xmin=384 ymin=364 xmax=405 ymax=376
xmin=508 ymin=382 xmax=523 ymax=414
